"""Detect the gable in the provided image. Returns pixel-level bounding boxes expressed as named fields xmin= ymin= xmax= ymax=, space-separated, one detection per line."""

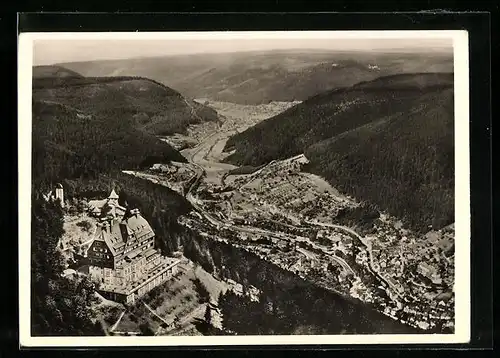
xmin=88 ymin=238 xmax=114 ymax=265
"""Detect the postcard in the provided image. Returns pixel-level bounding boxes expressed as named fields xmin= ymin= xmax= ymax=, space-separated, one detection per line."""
xmin=18 ymin=30 xmax=470 ymax=347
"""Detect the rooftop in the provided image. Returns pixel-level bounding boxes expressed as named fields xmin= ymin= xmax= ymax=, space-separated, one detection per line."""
xmin=87 ymin=207 xmax=154 ymax=257
xmin=108 ymin=189 xmax=119 ymax=199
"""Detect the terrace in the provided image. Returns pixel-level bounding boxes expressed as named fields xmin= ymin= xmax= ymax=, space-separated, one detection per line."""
xmin=100 ymin=258 xmax=181 ymax=296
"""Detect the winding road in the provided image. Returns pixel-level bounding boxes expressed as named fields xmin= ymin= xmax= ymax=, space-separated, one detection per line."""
xmin=305 ymin=220 xmax=403 ymax=300
xmin=181 ymin=135 xmax=362 ymax=277
xmin=179 ymin=127 xmax=404 ymax=302
xmin=127 ymin=102 xmax=403 ymax=316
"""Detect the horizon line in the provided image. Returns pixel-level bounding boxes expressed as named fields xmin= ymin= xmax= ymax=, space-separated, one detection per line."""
xmin=35 ymin=47 xmax=453 ymax=66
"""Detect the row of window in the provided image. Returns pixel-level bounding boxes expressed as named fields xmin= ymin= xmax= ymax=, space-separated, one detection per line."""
xmin=136 ymin=269 xmax=173 ymax=296
xmin=140 ymin=236 xmax=153 ymax=246
xmin=92 ymin=252 xmax=110 ymax=259
xmin=123 ymin=241 xmax=153 ymax=255
xmin=93 ymin=246 xmax=107 ymax=253
xmin=137 ymin=232 xmax=154 ymax=242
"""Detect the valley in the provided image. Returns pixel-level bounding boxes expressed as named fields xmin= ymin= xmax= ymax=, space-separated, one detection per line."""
xmin=124 ymin=96 xmax=454 ymax=334
xmin=30 ymin=50 xmax=456 ymax=338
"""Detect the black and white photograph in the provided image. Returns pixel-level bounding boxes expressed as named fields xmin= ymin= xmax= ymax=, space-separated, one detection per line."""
xmin=18 ymin=31 xmax=470 ymax=346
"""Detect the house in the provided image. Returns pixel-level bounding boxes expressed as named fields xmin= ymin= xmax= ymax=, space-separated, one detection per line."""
xmin=417 ymin=262 xmax=442 ymax=285
xmin=88 ymin=189 xmax=126 ymax=218
xmin=83 ymin=190 xmax=180 ymax=305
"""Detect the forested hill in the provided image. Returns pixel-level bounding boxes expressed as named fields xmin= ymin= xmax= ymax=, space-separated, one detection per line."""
xmin=32 ymin=65 xmax=84 ymax=79
xmin=31 ymin=67 xmax=196 ymax=246
xmin=305 ymin=87 xmax=454 ymax=232
xmin=223 ymin=73 xmax=454 ymax=232
xmin=223 ymin=72 xmax=453 ymax=165
xmin=32 ymin=67 xmax=195 ymax=250
xmin=32 ymin=66 xmax=218 ymax=188
xmin=33 ymin=67 xmax=219 ymax=136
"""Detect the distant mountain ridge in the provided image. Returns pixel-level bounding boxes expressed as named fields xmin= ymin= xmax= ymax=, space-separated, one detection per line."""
xmin=32 ymin=65 xmax=84 ymax=79
xmin=223 ymin=73 xmax=454 ymax=232
xmin=56 ymin=50 xmax=453 ymax=104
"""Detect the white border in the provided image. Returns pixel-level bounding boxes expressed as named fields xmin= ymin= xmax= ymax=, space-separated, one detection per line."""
xmin=18 ymin=30 xmax=470 ymax=347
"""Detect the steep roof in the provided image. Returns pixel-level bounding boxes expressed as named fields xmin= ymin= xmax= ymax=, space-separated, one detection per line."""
xmin=108 ymin=189 xmax=119 ymax=199
xmin=88 ymin=199 xmax=107 ymax=210
xmin=124 ymin=213 xmax=153 ymax=236
xmin=91 ymin=212 xmax=154 ymax=258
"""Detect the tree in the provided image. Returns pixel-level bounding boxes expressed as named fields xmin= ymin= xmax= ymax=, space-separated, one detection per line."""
xmin=204 ymin=304 xmax=212 ymax=325
xmin=139 ymin=322 xmax=155 ymax=336
xmin=100 ymin=202 xmax=112 ymax=218
xmin=76 ymin=220 xmax=92 ymax=232
xmin=31 ymin=193 xmax=103 ymax=336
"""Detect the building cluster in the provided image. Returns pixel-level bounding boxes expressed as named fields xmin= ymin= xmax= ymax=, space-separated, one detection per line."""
xmin=221 ymin=155 xmax=352 ymax=227
xmin=64 ymin=187 xmax=181 ymax=305
xmin=416 ymin=262 xmax=442 ymax=285
xmin=180 ymin=164 xmax=455 ymax=333
xmin=126 ymin=164 xmax=198 ymax=197
xmin=348 ymin=216 xmax=454 ymax=331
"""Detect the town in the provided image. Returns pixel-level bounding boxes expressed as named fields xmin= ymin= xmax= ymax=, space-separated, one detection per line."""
xmin=130 ymin=150 xmax=455 ymax=333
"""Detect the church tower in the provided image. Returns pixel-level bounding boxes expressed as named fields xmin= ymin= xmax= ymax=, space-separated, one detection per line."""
xmin=107 ymin=189 xmax=119 ymax=206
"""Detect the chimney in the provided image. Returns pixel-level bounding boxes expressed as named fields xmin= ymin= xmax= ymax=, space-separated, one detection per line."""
xmin=119 ymin=222 xmax=129 ymax=242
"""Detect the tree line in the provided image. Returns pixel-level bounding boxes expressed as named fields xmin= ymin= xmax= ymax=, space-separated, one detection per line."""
xmin=304 ymin=88 xmax=454 ymax=233
xmin=181 ymin=232 xmax=421 ymax=335
xmin=31 ymin=193 xmax=103 ymax=336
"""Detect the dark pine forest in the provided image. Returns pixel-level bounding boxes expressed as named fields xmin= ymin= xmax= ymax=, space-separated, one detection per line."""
xmin=224 ymin=73 xmax=455 ymax=233
xmin=30 ymin=70 xmax=209 ymax=334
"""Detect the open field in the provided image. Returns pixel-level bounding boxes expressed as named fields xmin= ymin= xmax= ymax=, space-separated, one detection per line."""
xmin=107 ymin=259 xmax=230 ymax=336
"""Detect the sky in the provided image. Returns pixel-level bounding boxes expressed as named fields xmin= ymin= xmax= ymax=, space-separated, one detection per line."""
xmin=32 ymin=36 xmax=454 ymax=66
